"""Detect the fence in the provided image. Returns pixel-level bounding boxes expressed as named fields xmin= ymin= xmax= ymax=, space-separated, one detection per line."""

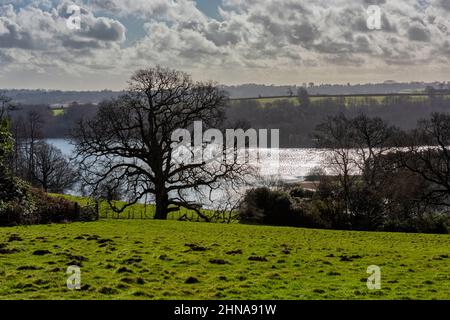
xmin=85 ymin=199 xmax=237 ymax=223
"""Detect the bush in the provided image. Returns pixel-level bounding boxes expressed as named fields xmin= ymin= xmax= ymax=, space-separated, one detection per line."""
xmin=288 ymin=186 xmax=315 ymax=199
xmin=382 ymin=212 xmax=449 ymax=234
xmin=238 ymin=184 xmax=450 ymax=234
xmin=0 ymin=183 xmax=98 ymax=226
xmin=238 ymin=187 xmax=325 ymax=228
xmin=239 ymin=187 xmax=292 ymax=225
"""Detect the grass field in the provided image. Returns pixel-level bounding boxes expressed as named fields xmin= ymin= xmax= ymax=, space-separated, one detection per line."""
xmin=0 ymin=219 xmax=449 ymax=300
xmin=51 ymin=108 xmax=65 ymax=116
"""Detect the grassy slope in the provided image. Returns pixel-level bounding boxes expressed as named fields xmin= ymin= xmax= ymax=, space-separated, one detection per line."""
xmin=0 ymin=219 xmax=449 ymax=300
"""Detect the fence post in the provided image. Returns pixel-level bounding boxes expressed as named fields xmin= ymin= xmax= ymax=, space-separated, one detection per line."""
xmin=74 ymin=202 xmax=79 ymax=220
xmin=144 ymin=194 xmax=148 ymax=219
xmin=95 ymin=200 xmax=99 ymax=220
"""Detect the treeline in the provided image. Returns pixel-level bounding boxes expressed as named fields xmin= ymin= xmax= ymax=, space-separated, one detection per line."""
xmin=3 ymin=89 xmax=122 ymax=105
xmin=239 ymin=113 xmax=450 ymax=234
xmin=7 ymin=94 xmax=450 ymax=148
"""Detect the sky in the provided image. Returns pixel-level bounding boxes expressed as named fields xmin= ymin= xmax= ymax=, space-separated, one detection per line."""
xmin=0 ymin=0 xmax=449 ymax=90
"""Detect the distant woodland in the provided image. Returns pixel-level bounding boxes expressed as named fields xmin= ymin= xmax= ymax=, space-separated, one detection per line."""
xmin=6 ymin=92 xmax=450 ymax=148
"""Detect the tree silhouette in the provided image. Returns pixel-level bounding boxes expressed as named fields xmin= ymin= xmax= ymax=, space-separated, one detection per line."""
xmin=73 ymin=66 xmax=248 ymax=220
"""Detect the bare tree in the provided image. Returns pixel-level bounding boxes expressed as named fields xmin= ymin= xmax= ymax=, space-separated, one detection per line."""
xmin=73 ymin=66 xmax=249 ymax=220
xmin=315 ymin=113 xmax=357 ymax=215
xmin=315 ymin=113 xmax=398 ymax=229
xmin=32 ymin=142 xmax=78 ymax=193
xmin=396 ymin=113 xmax=450 ymax=207
xmin=11 ymin=110 xmax=44 ymax=183
xmin=351 ymin=113 xmax=398 ymax=187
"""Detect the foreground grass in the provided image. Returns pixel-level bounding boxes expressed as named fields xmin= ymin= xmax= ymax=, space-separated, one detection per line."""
xmin=0 ymin=219 xmax=449 ymax=300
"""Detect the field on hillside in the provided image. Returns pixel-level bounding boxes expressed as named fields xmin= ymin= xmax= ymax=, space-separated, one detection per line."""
xmin=51 ymin=108 xmax=65 ymax=116
xmin=230 ymin=94 xmax=449 ymax=107
xmin=0 ymin=220 xmax=449 ymax=300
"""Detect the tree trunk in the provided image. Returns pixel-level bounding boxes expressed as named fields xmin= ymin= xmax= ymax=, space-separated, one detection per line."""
xmin=154 ymin=189 xmax=169 ymax=220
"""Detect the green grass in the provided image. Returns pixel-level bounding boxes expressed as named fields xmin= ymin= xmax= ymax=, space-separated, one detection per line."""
xmin=51 ymin=109 xmax=65 ymax=116
xmin=0 ymin=219 xmax=449 ymax=300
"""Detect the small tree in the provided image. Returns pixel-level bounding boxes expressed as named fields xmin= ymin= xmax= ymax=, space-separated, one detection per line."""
xmin=297 ymin=87 xmax=310 ymax=107
xmin=0 ymin=93 xmax=13 ymax=119
xmin=32 ymin=142 xmax=78 ymax=193
xmin=314 ymin=113 xmax=356 ymax=216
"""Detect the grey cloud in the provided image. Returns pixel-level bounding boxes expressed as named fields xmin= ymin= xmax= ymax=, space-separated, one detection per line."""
xmin=408 ymin=25 xmax=431 ymax=42
xmin=381 ymin=14 xmax=398 ymax=33
xmin=248 ymin=14 xmax=284 ymax=38
xmin=204 ymin=22 xmax=240 ymax=46
xmin=82 ymin=17 xmax=126 ymax=42
xmin=287 ymin=22 xmax=319 ymax=45
xmin=438 ymin=41 xmax=450 ymax=56
xmin=55 ymin=2 xmax=127 ymax=42
xmin=0 ymin=18 xmax=34 ymax=49
xmin=354 ymin=35 xmax=372 ymax=53
xmin=437 ymin=0 xmax=450 ymax=11
xmin=0 ymin=3 xmax=126 ymax=52
xmin=88 ymin=0 xmax=117 ymax=11
xmin=178 ymin=20 xmax=240 ymax=47
xmin=313 ymin=38 xmax=354 ymax=54
xmin=363 ymin=0 xmax=387 ymax=4
xmin=57 ymin=2 xmax=90 ymax=18
xmin=61 ymin=38 xmax=103 ymax=49
xmin=0 ymin=51 xmax=13 ymax=65
xmin=324 ymin=53 xmax=365 ymax=66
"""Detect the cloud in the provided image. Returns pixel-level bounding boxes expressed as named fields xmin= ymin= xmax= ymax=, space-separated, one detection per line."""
xmin=0 ymin=2 xmax=126 ymax=50
xmin=408 ymin=24 xmax=431 ymax=42
xmin=0 ymin=0 xmax=449 ymax=89
xmin=0 ymin=5 xmax=34 ymax=49
xmin=83 ymin=17 xmax=126 ymax=42
xmin=437 ymin=0 xmax=450 ymax=11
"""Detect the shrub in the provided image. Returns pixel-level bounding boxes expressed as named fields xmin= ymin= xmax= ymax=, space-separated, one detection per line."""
xmin=288 ymin=186 xmax=315 ymax=199
xmin=238 ymin=187 xmax=325 ymax=228
xmin=239 ymin=187 xmax=292 ymax=225
xmin=0 ymin=183 xmax=98 ymax=226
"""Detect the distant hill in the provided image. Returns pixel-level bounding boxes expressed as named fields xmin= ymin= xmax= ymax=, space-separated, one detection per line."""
xmin=1 ymin=89 xmax=124 ymax=105
xmin=222 ymin=81 xmax=447 ymax=99
xmin=2 ymin=81 xmax=448 ymax=105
